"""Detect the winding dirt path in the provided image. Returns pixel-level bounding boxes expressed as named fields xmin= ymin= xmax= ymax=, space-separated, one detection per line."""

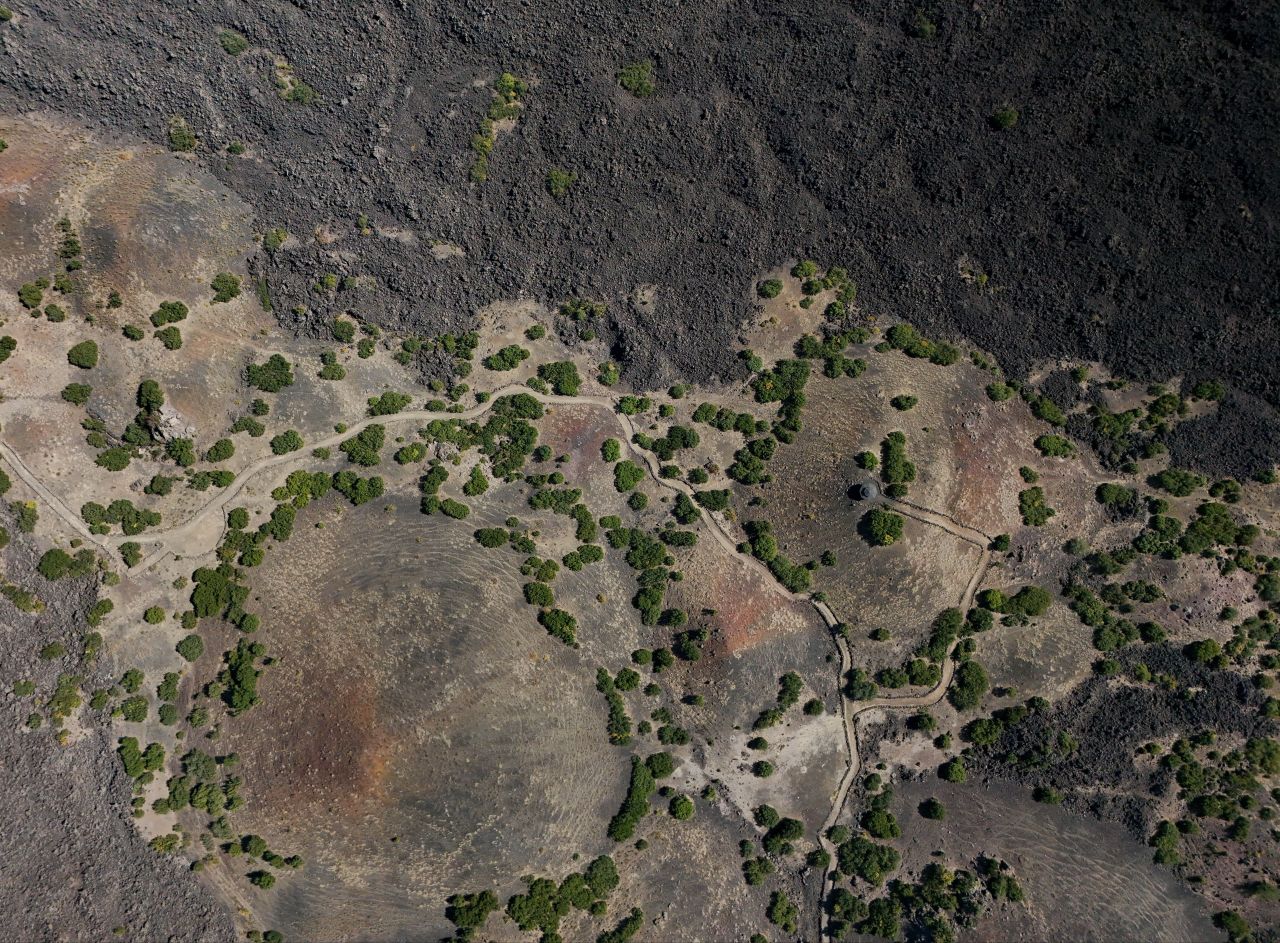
xmin=0 ymin=439 xmax=101 ymax=545
xmin=0 ymin=385 xmax=765 ymax=573
xmin=0 ymin=387 xmax=626 ymax=568
xmin=814 ymin=543 xmax=991 ymax=941
xmin=115 ymin=384 xmax=560 ymax=567
xmin=887 ymin=496 xmax=992 ymax=548
xmin=1 ymin=383 xmax=993 ymax=941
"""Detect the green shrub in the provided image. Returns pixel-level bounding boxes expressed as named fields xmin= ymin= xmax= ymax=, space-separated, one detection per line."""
xmin=545 ymin=167 xmax=575 ymax=197
xmin=861 ymin=808 xmax=900 ymax=839
xmin=537 ymin=361 xmax=581 ymax=395
xmin=324 ymin=319 xmax=355 ymax=345
xmin=1152 ymin=467 xmax=1206 ymax=497
xmin=154 ymin=326 xmax=182 ymax=350
xmin=176 ymin=634 xmax=204 ymax=662
xmin=282 ymin=78 xmax=317 ymax=104
xmin=120 ymin=695 xmax=147 ymax=722
xmin=67 ymin=340 xmax=98 ymax=369
xmin=320 ymin=353 xmax=350 ymax=381
xmin=61 ymin=383 xmax=92 ymax=406
xmin=95 ymin=448 xmax=132 ymax=472
xmin=939 ymin=756 xmax=966 ymax=783
xmin=367 ymin=391 xmax=412 ymax=416
xmin=333 ymin=471 xmax=384 ymax=506
xmin=37 ymin=547 xmax=94 ymax=580
xmin=743 ymin=856 xmax=774 ymax=885
xmin=150 ymin=301 xmax=188 ymax=327
xmin=167 ymin=117 xmax=197 ymax=152
xmin=757 ymin=278 xmax=782 ymax=299
xmin=991 ymin=104 xmax=1019 ymax=130
xmin=166 ymin=438 xmax=196 ymax=467
xmin=483 ymin=344 xmax=529 ymax=371
xmin=1018 ymin=487 xmax=1055 ymax=526
xmin=446 ymin=890 xmax=500 ymax=938
xmin=1191 ymin=379 xmax=1224 ymax=401
xmin=863 ymin=507 xmax=903 ymax=546
xmin=339 ymin=424 xmax=383 ymax=465
xmin=246 ymin=354 xmax=294 ymax=392
xmin=607 ymin=756 xmax=656 ymax=841
xmin=205 ymin=439 xmax=235 ymax=462
xmin=1213 ymin=911 xmax=1252 ymax=943
xmin=211 ymin=272 xmax=241 ymax=302
xmin=596 ymin=439 xmax=621 ymax=465
xmin=614 ymin=460 xmax=644 ymax=492
xmin=538 ymin=607 xmax=575 ymax=644
xmin=762 ymin=816 xmax=804 ymax=854
xmin=919 ymin=797 xmax=946 ymax=819
xmin=523 ymin=582 xmax=554 ymax=607
xmin=617 ymin=395 xmax=651 ymax=415
xmin=766 ymin=891 xmax=799 ymax=934
xmin=218 ymin=29 xmax=249 ymax=54
xmin=1031 ymin=396 xmax=1066 ymax=426
xmin=231 ymin=416 xmax=265 ymax=437
xmin=694 ymin=489 xmax=731 ymax=512
xmin=394 ymin=443 xmax=426 ymax=464
xmin=890 ymin=394 xmax=917 ymax=411
xmin=618 ymin=61 xmax=655 ymax=97
xmin=462 ymin=465 xmax=489 ymax=496
xmin=17 ymin=283 xmax=42 ymax=308
xmin=270 ymin=430 xmax=303 ymax=455
xmin=440 ymin=498 xmax=470 ymax=520
xmin=1035 ymin=434 xmax=1075 ymax=457
xmin=880 ymin=431 xmax=916 ymax=493
xmin=1095 ymin=482 xmax=1139 ymax=513
xmin=1209 ymin=478 xmax=1242 ymax=503
xmin=948 ymin=660 xmax=988 ymax=710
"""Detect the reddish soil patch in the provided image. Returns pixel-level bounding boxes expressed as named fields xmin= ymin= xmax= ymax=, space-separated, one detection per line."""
xmin=674 ymin=549 xmax=811 ymax=657
xmin=536 ymin=404 xmax=612 ymax=483
xmin=948 ymin=402 xmax=1014 ymax=528
xmin=245 ymin=664 xmax=397 ymax=820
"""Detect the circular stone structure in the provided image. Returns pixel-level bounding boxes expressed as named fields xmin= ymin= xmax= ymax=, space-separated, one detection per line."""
xmin=855 ymin=480 xmax=881 ymax=501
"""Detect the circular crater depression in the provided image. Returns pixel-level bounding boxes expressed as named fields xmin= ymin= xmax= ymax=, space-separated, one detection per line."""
xmin=221 ymin=494 xmax=626 ymax=941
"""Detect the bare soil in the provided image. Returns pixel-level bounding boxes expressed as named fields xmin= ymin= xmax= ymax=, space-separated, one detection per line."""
xmin=219 ymin=493 xmax=629 ymax=941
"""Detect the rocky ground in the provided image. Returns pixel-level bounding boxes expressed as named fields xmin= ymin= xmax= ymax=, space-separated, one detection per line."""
xmin=0 ymin=520 xmax=233 ymax=942
xmin=0 ymin=0 xmax=1275 ymax=474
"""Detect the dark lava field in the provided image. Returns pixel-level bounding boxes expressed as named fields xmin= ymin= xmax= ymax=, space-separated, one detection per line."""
xmin=4 ymin=0 xmax=1276 ymax=470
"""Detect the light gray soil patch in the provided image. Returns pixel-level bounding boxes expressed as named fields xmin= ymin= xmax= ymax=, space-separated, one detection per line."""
xmin=890 ymin=778 xmax=1222 ymax=943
